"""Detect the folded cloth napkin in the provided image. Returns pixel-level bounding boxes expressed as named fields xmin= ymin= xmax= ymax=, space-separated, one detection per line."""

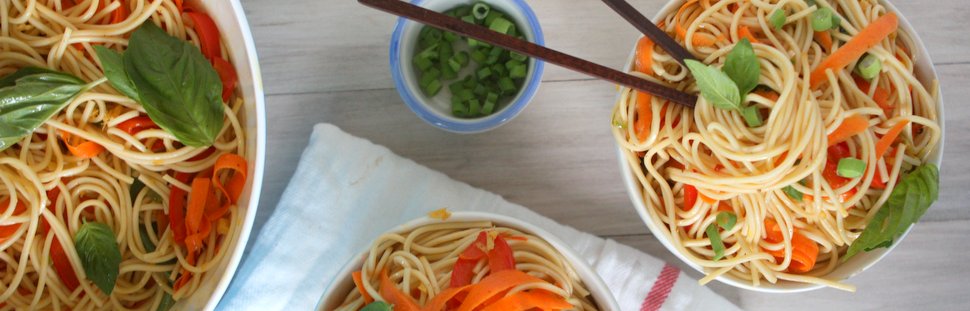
xmin=219 ymin=124 xmax=739 ymax=311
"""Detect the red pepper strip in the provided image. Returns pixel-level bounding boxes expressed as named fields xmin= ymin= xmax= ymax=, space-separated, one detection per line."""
xmin=0 ymin=199 xmax=26 ymax=243
xmin=185 ymin=12 xmax=222 ymax=60
xmin=683 ymin=184 xmax=698 ymax=211
xmin=487 ymin=235 xmax=515 ymax=272
xmin=169 ymin=172 xmax=194 ymax=245
xmin=109 ymin=1 xmax=129 ymax=24
xmin=451 ymin=231 xmax=488 ymax=288
xmin=212 ymin=57 xmax=238 ymax=102
xmin=51 ymin=237 xmax=80 ymax=291
xmin=116 ymin=116 xmax=159 ymax=135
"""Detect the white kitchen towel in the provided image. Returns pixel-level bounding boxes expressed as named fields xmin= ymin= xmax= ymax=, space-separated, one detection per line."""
xmin=219 ymin=123 xmax=739 ymax=311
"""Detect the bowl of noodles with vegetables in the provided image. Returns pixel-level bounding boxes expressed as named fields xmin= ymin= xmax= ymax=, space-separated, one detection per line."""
xmin=612 ymin=0 xmax=943 ymax=292
xmin=316 ymin=211 xmax=620 ymax=311
xmin=0 ymin=0 xmax=265 ymax=309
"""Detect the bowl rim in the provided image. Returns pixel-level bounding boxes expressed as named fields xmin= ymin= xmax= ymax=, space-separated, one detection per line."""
xmin=389 ymin=0 xmax=545 ymax=134
xmin=198 ymin=0 xmax=267 ymax=309
xmin=314 ymin=211 xmax=622 ymax=310
xmin=615 ymin=0 xmax=945 ymax=293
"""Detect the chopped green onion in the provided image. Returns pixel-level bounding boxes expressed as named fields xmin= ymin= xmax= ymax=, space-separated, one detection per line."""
xmin=361 ymin=301 xmax=393 ymax=311
xmin=812 ymin=7 xmax=836 ymax=31
xmin=716 ymin=212 xmax=737 ymax=231
xmin=476 ymin=67 xmax=492 ymax=80
xmin=484 ymin=10 xmax=504 ymax=26
xmin=447 ymin=58 xmax=461 ymax=73
xmin=498 ymin=77 xmax=516 ymax=94
xmin=468 ymin=99 xmax=482 ymax=116
xmin=489 ymin=17 xmax=514 ymax=34
xmin=448 ymin=81 xmax=463 ymax=94
xmin=837 ymin=158 xmax=866 ymax=178
xmin=485 ymin=92 xmax=498 ymax=105
xmin=440 ymin=63 xmax=457 ymax=79
xmin=413 ymin=56 xmax=433 ymax=71
xmin=783 ymin=185 xmax=803 ymax=202
xmin=472 ymin=2 xmax=490 ymax=20
xmin=706 ymin=224 xmax=726 ymax=261
xmin=462 ymin=75 xmax=477 ymax=88
xmin=509 ymin=64 xmax=527 ymax=79
xmin=423 ymin=79 xmax=442 ymax=96
xmin=510 ymin=51 xmax=527 ymax=62
xmin=420 ymin=28 xmax=442 ymax=46
xmin=419 ymin=68 xmax=440 ymax=87
xmin=456 ymin=89 xmax=474 ymax=102
xmin=470 ymin=49 xmax=487 ymax=63
xmin=416 ymin=43 xmax=438 ymax=62
xmin=770 ymin=9 xmax=787 ymax=30
xmin=855 ymin=54 xmax=882 ymax=81
xmin=473 ymin=84 xmax=486 ymax=96
xmin=438 ymin=42 xmax=453 ymax=61
xmin=481 ymin=101 xmax=496 ymax=115
xmin=490 ymin=64 xmax=506 ymax=77
xmin=486 ymin=46 xmax=503 ymax=64
xmin=455 ymin=51 xmax=469 ymax=66
xmin=443 ymin=31 xmax=459 ymax=43
xmin=461 ymin=14 xmax=476 ymax=25
xmin=453 ymin=5 xmax=472 ymax=17
xmin=741 ymin=105 xmax=763 ymax=127
xmin=452 ymin=97 xmax=468 ymax=116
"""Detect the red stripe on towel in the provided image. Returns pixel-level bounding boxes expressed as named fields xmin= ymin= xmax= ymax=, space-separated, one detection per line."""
xmin=640 ymin=264 xmax=680 ymax=311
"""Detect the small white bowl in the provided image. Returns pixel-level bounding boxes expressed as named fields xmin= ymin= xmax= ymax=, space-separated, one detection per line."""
xmin=178 ymin=0 xmax=266 ymax=309
xmin=390 ymin=0 xmax=545 ymax=133
xmin=315 ymin=212 xmax=620 ymax=310
xmin=616 ymin=0 xmax=945 ymax=293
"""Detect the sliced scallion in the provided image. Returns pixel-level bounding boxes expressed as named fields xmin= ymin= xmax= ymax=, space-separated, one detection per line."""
xmin=812 ymin=7 xmax=835 ymax=31
xmin=855 ymin=54 xmax=882 ymax=81
xmin=783 ymin=185 xmax=803 ymax=202
xmin=472 ymin=2 xmax=490 ymax=20
xmin=741 ymin=105 xmax=763 ymax=127
xmin=770 ymin=9 xmax=787 ymax=30
xmin=837 ymin=158 xmax=866 ymax=178
xmin=706 ymin=224 xmax=726 ymax=261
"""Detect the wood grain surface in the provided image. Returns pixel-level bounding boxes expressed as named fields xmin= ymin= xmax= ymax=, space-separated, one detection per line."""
xmin=238 ymin=0 xmax=970 ymax=309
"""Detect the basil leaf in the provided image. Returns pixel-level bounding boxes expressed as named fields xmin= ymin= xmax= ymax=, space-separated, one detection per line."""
xmin=706 ymin=223 xmax=726 ymax=261
xmin=125 ymin=22 xmax=224 ymax=147
xmin=684 ymin=59 xmax=741 ymax=111
xmin=157 ymin=292 xmax=176 ymax=311
xmin=716 ymin=211 xmax=737 ymax=231
xmin=75 ymin=222 xmax=122 ymax=295
xmin=843 ymin=164 xmax=939 ymax=261
xmin=94 ymin=46 xmax=140 ymax=101
xmin=724 ymin=39 xmax=760 ymax=99
xmin=0 ymin=68 xmax=88 ymax=151
xmin=361 ymin=301 xmax=393 ymax=311
xmin=130 ymin=178 xmax=146 ymax=203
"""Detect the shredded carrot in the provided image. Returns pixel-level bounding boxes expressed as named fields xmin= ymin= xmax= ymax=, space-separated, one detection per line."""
xmin=379 ymin=269 xmax=421 ymax=311
xmin=185 ymin=177 xmax=210 ymax=236
xmin=810 ymin=13 xmax=898 ymax=88
xmin=59 ymin=131 xmax=105 ymax=159
xmin=479 ymin=290 xmax=573 ymax=311
xmin=853 ymin=76 xmax=893 ymax=115
xmin=352 ymin=271 xmax=374 ymax=304
xmin=827 ymin=115 xmax=870 ymax=146
xmin=814 ymin=31 xmax=833 ymax=51
xmin=753 ymin=89 xmax=779 ymax=102
xmin=738 ymin=26 xmax=759 ymax=44
xmin=173 ymin=271 xmax=192 ymax=291
xmin=457 ymin=270 xmax=545 ymax=311
xmin=875 ymin=120 xmax=909 ymax=159
xmin=423 ymin=285 xmax=471 ymax=311
xmin=675 ymin=0 xmax=699 ymax=41
xmin=763 ymin=219 xmax=819 ymax=273
xmin=635 ymin=36 xmax=655 ymax=75
xmin=175 ymin=0 xmax=184 ymax=12
xmin=699 ymin=192 xmax=717 ymax=204
xmin=206 ymin=153 xmax=248 ymax=221
xmin=635 ymin=91 xmax=653 ymax=142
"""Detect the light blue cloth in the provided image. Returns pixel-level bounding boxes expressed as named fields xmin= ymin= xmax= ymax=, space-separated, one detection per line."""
xmin=218 ymin=124 xmax=737 ymax=310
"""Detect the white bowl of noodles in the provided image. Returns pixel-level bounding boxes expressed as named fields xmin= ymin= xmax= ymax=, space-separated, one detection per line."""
xmin=614 ymin=0 xmax=943 ymax=293
xmin=315 ymin=211 xmax=620 ymax=310
xmin=0 ymin=0 xmax=263 ymax=309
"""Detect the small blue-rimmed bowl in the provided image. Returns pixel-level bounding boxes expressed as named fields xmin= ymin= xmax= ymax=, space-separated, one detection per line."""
xmin=390 ymin=0 xmax=544 ymax=133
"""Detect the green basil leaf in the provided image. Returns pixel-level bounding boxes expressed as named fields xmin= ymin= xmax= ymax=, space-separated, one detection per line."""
xmin=843 ymin=164 xmax=939 ymax=261
xmin=130 ymin=178 xmax=146 ymax=203
xmin=724 ymin=38 xmax=760 ymax=98
xmin=125 ymin=22 xmax=224 ymax=147
xmin=0 ymin=68 xmax=88 ymax=151
xmin=94 ymin=46 xmax=140 ymax=101
xmin=75 ymin=222 xmax=122 ymax=295
xmin=684 ymin=59 xmax=741 ymax=111
xmin=716 ymin=212 xmax=737 ymax=231
xmin=361 ymin=301 xmax=393 ymax=311
xmin=156 ymin=292 xmax=176 ymax=311
xmin=706 ymin=223 xmax=726 ymax=261
xmin=0 ymin=67 xmax=67 ymax=88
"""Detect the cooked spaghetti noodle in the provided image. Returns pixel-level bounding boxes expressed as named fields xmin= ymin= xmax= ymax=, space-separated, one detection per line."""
xmin=1 ymin=0 xmax=248 ymax=309
xmin=335 ymin=221 xmax=598 ymax=311
xmin=612 ymin=0 xmax=940 ymax=291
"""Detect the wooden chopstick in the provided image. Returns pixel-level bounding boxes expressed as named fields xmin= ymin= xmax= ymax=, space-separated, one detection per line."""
xmin=358 ymin=0 xmax=697 ymax=108
xmin=600 ymin=0 xmax=695 ymax=65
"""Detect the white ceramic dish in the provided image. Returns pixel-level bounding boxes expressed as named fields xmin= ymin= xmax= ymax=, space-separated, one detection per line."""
xmin=616 ymin=0 xmax=944 ymax=293
xmin=315 ymin=212 xmax=620 ymax=310
xmin=179 ymin=0 xmax=266 ymax=309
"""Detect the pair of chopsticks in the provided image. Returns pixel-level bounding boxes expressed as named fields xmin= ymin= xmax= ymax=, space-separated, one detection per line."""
xmin=358 ymin=0 xmax=697 ymax=108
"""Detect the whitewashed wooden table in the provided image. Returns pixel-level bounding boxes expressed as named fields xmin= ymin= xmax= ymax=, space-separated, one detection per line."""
xmin=237 ymin=0 xmax=970 ymax=309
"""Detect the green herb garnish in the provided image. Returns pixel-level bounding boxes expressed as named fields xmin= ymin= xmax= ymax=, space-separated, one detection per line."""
xmin=684 ymin=59 xmax=741 ymax=111
xmin=75 ymin=222 xmax=122 ymax=295
xmin=783 ymin=185 xmax=803 ymax=202
xmin=0 ymin=67 xmax=98 ymax=151
xmin=724 ymin=39 xmax=760 ymax=98
xmin=716 ymin=212 xmax=738 ymax=231
xmin=361 ymin=301 xmax=393 ymax=311
xmin=96 ymin=22 xmax=225 ymax=147
xmin=706 ymin=223 xmax=727 ymax=261
xmin=843 ymin=164 xmax=939 ymax=261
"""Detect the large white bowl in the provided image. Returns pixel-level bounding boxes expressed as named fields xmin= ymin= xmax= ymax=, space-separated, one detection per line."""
xmin=179 ymin=0 xmax=266 ymax=309
xmin=315 ymin=212 xmax=621 ymax=310
xmin=616 ymin=0 xmax=944 ymax=293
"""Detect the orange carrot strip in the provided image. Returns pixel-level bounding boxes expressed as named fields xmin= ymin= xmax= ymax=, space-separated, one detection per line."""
xmin=809 ymin=13 xmax=898 ymax=88
xmin=763 ymin=219 xmax=819 ymax=273
xmin=59 ymin=131 xmax=105 ymax=159
xmin=675 ymin=0 xmax=699 ymax=40
xmin=479 ymin=290 xmax=573 ymax=311
xmin=109 ymin=1 xmax=129 ymax=24
xmin=853 ymin=76 xmax=893 ymax=115
xmin=206 ymin=153 xmax=248 ymax=222
xmin=457 ymin=270 xmax=546 ymax=311
xmin=635 ymin=36 xmax=655 ymax=75
xmin=379 ymin=270 xmax=420 ymax=311
xmin=174 ymin=271 xmax=192 ymax=291
xmin=352 ymin=271 xmax=374 ymax=304
xmin=827 ymin=115 xmax=870 ymax=146
xmin=875 ymin=120 xmax=910 ymax=159
xmin=814 ymin=31 xmax=833 ymax=51
xmin=422 ymin=285 xmax=471 ymax=311
xmin=635 ymin=91 xmax=653 ymax=142
xmin=739 ymin=26 xmax=759 ymax=44
xmin=185 ymin=178 xmax=210 ymax=234
xmin=699 ymin=192 xmax=717 ymax=204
